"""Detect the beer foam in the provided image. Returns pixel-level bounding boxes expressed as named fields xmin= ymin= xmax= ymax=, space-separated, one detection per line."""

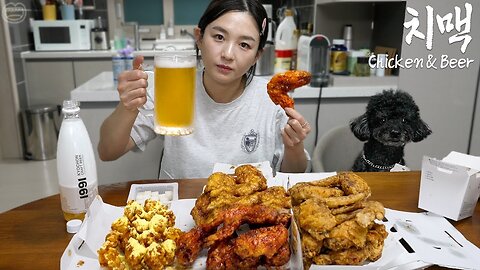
xmin=155 ymin=56 xmax=196 ymax=68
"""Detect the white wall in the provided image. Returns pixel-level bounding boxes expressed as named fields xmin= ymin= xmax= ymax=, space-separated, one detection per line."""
xmin=399 ymin=0 xmax=480 ymax=165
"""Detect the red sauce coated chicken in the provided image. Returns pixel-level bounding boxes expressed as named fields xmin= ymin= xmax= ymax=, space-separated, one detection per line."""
xmin=267 ymin=70 xmax=311 ymax=109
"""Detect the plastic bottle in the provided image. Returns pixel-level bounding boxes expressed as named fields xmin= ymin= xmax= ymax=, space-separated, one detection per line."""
xmin=274 ymin=9 xmax=297 ymax=73
xmin=330 ymin=39 xmax=348 ymax=75
xmin=112 ymin=50 xmax=125 ymax=88
xmin=124 ymin=46 xmax=134 ymax=71
xmin=57 ymin=100 xmax=98 ymax=221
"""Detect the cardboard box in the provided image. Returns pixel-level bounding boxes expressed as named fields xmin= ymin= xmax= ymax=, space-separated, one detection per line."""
xmin=419 ymin=151 xmax=480 ymax=221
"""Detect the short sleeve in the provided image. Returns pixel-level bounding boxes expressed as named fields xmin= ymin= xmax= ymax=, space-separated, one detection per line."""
xmin=273 ymin=107 xmax=288 ymax=172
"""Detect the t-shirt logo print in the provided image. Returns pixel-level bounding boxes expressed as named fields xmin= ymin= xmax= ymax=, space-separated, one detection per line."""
xmin=242 ymin=129 xmax=259 ymax=153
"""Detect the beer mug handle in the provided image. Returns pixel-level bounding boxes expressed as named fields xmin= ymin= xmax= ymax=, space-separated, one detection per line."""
xmin=137 ymin=71 xmax=154 ymax=117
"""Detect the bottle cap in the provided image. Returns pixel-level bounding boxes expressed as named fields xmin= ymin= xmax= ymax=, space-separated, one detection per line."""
xmin=284 ymin=9 xmax=293 ymax=16
xmin=62 ymin=100 xmax=80 ymax=114
xmin=357 ymin=56 xmax=369 ymax=64
xmin=66 ymin=219 xmax=83 ymax=233
xmin=332 ymin=39 xmax=345 ymax=45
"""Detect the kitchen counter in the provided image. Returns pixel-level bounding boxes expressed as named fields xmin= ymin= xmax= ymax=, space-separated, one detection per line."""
xmin=71 ymin=71 xmax=398 ymax=102
xmin=21 ymin=50 xmax=161 ymax=59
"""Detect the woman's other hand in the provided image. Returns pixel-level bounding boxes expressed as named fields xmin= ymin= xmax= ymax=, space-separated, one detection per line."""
xmin=282 ymin=107 xmax=311 ymax=148
xmin=117 ymin=55 xmax=149 ymax=112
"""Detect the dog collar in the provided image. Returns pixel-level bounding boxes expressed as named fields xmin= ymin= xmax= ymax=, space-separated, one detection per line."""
xmin=361 ymin=153 xmax=397 ymax=170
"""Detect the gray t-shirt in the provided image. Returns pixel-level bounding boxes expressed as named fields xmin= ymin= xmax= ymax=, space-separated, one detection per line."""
xmin=131 ymin=70 xmax=308 ymax=179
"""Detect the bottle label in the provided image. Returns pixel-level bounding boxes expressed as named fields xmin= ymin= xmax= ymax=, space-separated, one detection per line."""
xmin=59 ymin=154 xmax=98 ymax=214
xmin=275 ymin=49 xmax=293 ymax=72
xmin=331 ymin=51 xmax=348 ymax=73
xmin=59 ymin=183 xmax=98 ymax=214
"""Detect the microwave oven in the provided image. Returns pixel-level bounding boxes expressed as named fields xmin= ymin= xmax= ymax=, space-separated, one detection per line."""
xmin=31 ymin=20 xmax=94 ymax=51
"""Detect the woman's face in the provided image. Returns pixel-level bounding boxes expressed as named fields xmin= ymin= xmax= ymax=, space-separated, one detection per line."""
xmin=196 ymin=11 xmax=260 ymax=85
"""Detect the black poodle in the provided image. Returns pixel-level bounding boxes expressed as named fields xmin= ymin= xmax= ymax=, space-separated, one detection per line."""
xmin=350 ymin=89 xmax=432 ymax=172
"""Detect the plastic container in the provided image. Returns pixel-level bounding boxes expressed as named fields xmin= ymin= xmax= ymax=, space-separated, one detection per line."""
xmin=57 ymin=100 xmax=98 ymax=222
xmin=354 ymin=57 xmax=370 ymax=76
xmin=330 ymin=39 xmax=348 ymax=75
xmin=347 ymin=50 xmax=367 ymax=75
xmin=274 ymin=9 xmax=297 ymax=73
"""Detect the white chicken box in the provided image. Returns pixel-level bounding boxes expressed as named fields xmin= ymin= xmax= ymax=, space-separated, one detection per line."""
xmin=419 ymin=151 xmax=480 ymax=221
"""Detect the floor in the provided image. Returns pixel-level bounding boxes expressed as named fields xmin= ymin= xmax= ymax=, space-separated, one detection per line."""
xmin=0 ymin=158 xmax=59 ymax=213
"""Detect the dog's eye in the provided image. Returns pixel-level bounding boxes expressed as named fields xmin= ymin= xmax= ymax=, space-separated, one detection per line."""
xmin=381 ymin=118 xmax=386 ymax=123
xmin=402 ymin=118 xmax=406 ymax=123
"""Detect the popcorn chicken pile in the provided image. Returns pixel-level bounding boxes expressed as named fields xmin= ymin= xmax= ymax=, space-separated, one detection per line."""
xmin=98 ymin=199 xmax=182 ymax=270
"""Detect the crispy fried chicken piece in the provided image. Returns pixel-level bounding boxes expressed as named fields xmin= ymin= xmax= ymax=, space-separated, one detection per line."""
xmin=204 ymin=165 xmax=267 ymax=198
xmin=192 ymin=165 xmax=276 ymax=226
xmin=207 ymin=239 xmax=241 ymax=270
xmin=365 ymin=223 xmax=388 ymax=261
xmin=233 ymin=225 xmax=288 ymax=259
xmin=299 ymin=230 xmax=323 ymax=260
xmin=290 ymin=173 xmax=372 ymax=208
xmin=192 ymin=186 xmax=291 ymax=226
xmin=204 ymin=205 xmax=291 ymax=247
xmin=267 ymin=70 xmax=311 ymax=108
xmin=313 ymin=223 xmax=388 ymax=265
xmin=175 ymin=227 xmax=206 ymax=266
xmin=234 ymin=186 xmax=292 ymax=211
xmin=177 ymin=205 xmax=291 ymax=267
xmin=289 ymin=183 xmax=344 ymax=206
xmin=323 ymin=219 xmax=369 ymax=251
xmin=294 ymin=198 xmax=337 ymax=242
xmin=334 ymin=200 xmax=385 ymax=228
xmin=264 ymin=241 xmax=291 ymax=266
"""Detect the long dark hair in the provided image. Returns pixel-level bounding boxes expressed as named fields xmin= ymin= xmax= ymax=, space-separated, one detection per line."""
xmin=197 ymin=0 xmax=268 ymax=85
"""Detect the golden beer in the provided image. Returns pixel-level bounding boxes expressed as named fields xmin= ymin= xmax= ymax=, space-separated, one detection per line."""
xmin=153 ymin=54 xmax=196 ymax=135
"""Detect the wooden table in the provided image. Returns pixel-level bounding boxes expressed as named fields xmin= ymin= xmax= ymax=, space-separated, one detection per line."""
xmin=0 ymin=172 xmax=478 ymax=270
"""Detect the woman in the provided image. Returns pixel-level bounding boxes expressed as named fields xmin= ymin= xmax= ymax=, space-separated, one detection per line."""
xmin=98 ymin=0 xmax=311 ymax=179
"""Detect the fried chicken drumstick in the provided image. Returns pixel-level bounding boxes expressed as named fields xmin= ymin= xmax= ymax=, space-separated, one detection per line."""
xmin=267 ymin=70 xmax=311 ymax=109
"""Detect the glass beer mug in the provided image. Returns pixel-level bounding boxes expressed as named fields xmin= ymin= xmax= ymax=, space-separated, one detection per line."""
xmin=142 ymin=52 xmax=197 ymax=136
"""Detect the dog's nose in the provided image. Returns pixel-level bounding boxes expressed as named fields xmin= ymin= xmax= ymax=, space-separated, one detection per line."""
xmin=391 ymin=130 xmax=401 ymax=138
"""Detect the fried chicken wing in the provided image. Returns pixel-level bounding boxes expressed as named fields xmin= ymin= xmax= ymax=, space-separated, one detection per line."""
xmin=267 ymin=70 xmax=311 ymax=108
xmin=233 ymin=224 xmax=288 ymax=259
xmin=175 ymin=227 xmax=206 ymax=266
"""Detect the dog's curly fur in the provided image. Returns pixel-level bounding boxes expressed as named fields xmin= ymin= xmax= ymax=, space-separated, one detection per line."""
xmin=350 ymin=89 xmax=432 ymax=172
